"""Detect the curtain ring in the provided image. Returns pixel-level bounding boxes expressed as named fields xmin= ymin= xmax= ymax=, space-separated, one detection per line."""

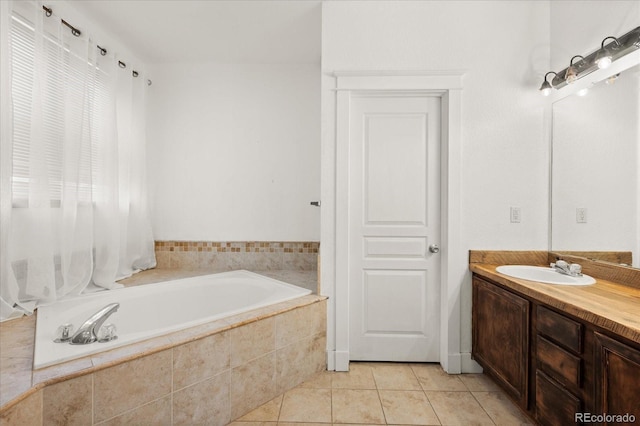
xmin=118 ymin=61 xmax=126 ymax=69
xmin=97 ymin=45 xmax=107 ymax=56
xmin=43 ymin=6 xmax=53 ymax=17
xmin=132 ymin=70 xmax=139 ymax=77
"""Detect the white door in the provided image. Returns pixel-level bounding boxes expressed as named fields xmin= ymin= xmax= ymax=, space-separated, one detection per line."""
xmin=348 ymin=93 xmax=441 ymax=362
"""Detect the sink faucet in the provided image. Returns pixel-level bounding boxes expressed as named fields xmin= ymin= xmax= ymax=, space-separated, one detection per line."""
xmin=550 ymin=260 xmax=583 ymax=277
xmin=70 ymin=303 xmax=120 ymax=345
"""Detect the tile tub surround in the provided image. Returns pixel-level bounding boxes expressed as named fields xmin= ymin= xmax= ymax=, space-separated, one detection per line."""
xmin=0 ymin=282 xmax=326 ymax=425
xmin=155 ymin=241 xmax=320 ymax=271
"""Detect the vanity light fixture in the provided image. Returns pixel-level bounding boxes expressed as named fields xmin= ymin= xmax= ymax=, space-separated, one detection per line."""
xmin=548 ymin=26 xmax=640 ymax=90
xmin=565 ymin=55 xmax=584 ymax=84
xmin=595 ymin=36 xmax=621 ymax=69
xmin=539 ymin=71 xmax=557 ymax=96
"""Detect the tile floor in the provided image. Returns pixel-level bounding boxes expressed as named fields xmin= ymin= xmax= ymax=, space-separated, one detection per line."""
xmin=229 ymin=362 xmax=533 ymax=426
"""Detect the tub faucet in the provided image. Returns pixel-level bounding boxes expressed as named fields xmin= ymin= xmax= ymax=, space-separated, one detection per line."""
xmin=70 ymin=303 xmax=120 ymax=345
xmin=550 ymin=260 xmax=583 ymax=277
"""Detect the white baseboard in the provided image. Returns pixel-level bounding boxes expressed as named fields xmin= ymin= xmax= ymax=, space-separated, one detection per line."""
xmin=335 ymin=350 xmax=350 ymax=371
xmin=461 ymin=352 xmax=483 ymax=373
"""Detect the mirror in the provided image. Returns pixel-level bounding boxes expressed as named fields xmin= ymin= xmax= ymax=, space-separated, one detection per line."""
xmin=551 ymin=63 xmax=640 ymax=268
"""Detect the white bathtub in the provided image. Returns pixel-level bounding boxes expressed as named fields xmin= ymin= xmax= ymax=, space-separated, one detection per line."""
xmin=34 ymin=270 xmax=311 ymax=369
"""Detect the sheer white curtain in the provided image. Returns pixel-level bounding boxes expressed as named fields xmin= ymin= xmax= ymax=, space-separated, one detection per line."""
xmin=0 ymin=0 xmax=155 ymax=321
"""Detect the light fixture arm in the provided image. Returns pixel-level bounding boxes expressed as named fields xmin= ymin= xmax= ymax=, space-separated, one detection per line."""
xmin=600 ymin=36 xmax=621 ymax=49
xmin=570 ymin=55 xmax=584 ymax=66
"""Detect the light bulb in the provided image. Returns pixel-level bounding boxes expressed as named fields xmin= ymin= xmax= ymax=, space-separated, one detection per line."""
xmin=538 ymin=74 xmax=554 ymax=96
xmin=577 ymin=88 xmax=589 ymax=97
xmin=597 ymin=56 xmax=612 ymax=69
xmin=565 ymin=67 xmax=578 ymax=84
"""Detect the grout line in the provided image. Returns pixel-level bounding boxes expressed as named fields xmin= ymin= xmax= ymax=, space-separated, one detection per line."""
xmin=470 ymin=391 xmax=498 ymax=426
xmin=276 ymin=392 xmax=284 ymax=422
xmin=330 ymin=387 xmax=334 ymax=424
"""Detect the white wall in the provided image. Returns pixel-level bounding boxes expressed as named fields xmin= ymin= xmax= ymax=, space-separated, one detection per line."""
xmin=321 ymin=0 xmax=551 ymax=372
xmin=147 ymin=63 xmax=320 ymax=241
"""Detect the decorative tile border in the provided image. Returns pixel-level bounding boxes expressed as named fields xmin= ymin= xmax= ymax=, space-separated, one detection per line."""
xmin=154 ymin=241 xmax=320 ymax=271
xmin=155 ymin=241 xmax=319 ymax=254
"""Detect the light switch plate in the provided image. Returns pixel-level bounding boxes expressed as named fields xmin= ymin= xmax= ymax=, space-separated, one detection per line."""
xmin=510 ymin=207 xmax=521 ymax=223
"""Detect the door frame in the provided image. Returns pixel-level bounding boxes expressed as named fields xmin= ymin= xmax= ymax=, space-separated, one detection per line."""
xmin=330 ymin=71 xmax=464 ymax=372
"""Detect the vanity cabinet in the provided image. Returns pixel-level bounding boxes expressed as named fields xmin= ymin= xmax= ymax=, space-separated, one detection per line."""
xmin=593 ymin=332 xmax=640 ymax=424
xmin=472 ymin=274 xmax=640 ymax=424
xmin=472 ymin=277 xmax=529 ymax=407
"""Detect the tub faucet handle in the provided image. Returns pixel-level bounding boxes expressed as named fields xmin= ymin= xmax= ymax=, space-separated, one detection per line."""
xmin=54 ymin=323 xmax=75 ymax=343
xmin=98 ymin=323 xmax=118 ymax=343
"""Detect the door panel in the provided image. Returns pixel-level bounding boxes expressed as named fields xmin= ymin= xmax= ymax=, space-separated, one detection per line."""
xmin=364 ymin=114 xmax=427 ymax=225
xmin=349 ymin=94 xmax=441 ymax=362
xmin=363 ymin=237 xmax=427 ymax=260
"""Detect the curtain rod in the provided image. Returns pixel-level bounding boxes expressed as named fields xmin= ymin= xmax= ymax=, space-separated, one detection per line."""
xmin=41 ymin=5 xmax=152 ymax=85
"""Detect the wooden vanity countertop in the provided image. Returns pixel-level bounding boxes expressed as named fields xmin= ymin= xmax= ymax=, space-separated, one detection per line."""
xmin=470 ymin=263 xmax=640 ymax=345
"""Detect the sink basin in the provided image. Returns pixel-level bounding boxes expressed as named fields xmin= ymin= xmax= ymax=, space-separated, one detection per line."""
xmin=496 ymin=265 xmax=596 ymax=286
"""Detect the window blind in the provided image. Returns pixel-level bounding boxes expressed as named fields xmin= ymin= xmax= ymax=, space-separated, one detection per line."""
xmin=10 ymin=12 xmax=107 ymax=205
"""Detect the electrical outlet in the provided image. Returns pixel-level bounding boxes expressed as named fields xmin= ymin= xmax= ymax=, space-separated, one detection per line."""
xmin=576 ymin=208 xmax=587 ymax=223
xmin=510 ymin=207 xmax=521 ymax=223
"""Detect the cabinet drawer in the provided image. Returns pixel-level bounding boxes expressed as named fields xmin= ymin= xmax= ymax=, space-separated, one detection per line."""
xmin=537 ymin=335 xmax=581 ymax=387
xmin=536 ymin=370 xmax=581 ymax=426
xmin=537 ymin=306 xmax=582 ymax=353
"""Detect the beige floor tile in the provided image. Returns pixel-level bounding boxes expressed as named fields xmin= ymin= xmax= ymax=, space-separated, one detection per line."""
xmin=371 ymin=364 xmax=422 ymax=390
xmin=426 ymin=391 xmax=494 ymax=425
xmin=411 ymin=364 xmax=467 ymax=391
xmin=473 ymin=391 xmax=533 ymax=425
xmin=237 ymin=395 xmax=283 ymax=422
xmin=279 ymin=388 xmax=332 ymax=423
xmin=297 ymin=370 xmax=333 ymax=388
xmin=459 ymin=374 xmax=501 ymax=392
xmin=227 ymin=422 xmax=277 ymax=426
xmin=332 ymin=389 xmax=386 ymax=424
xmin=278 ymin=424 xmax=331 ymax=426
xmin=332 ymin=363 xmax=376 ymax=389
xmin=379 ymin=390 xmax=441 ymax=425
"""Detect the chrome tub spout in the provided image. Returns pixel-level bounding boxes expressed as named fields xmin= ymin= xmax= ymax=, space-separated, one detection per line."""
xmin=70 ymin=303 xmax=120 ymax=345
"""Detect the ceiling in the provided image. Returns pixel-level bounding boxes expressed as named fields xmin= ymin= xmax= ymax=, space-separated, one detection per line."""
xmin=65 ymin=0 xmax=321 ymax=64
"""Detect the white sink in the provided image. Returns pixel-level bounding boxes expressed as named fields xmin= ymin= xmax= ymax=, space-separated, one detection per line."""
xmin=496 ymin=265 xmax=596 ymax=286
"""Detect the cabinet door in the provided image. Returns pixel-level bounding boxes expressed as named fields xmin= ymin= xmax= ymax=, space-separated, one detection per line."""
xmin=594 ymin=332 xmax=640 ymax=424
xmin=472 ymin=277 xmax=529 ymax=407
xmin=536 ymin=370 xmax=581 ymax=426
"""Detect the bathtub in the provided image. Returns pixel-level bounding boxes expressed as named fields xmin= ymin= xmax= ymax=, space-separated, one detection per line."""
xmin=34 ymin=270 xmax=311 ymax=369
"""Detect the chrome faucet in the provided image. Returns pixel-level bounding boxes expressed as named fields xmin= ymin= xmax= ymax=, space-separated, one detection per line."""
xmin=69 ymin=303 xmax=120 ymax=345
xmin=550 ymin=260 xmax=583 ymax=277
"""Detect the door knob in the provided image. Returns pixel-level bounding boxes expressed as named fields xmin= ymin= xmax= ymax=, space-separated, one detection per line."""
xmin=429 ymin=244 xmax=440 ymax=254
